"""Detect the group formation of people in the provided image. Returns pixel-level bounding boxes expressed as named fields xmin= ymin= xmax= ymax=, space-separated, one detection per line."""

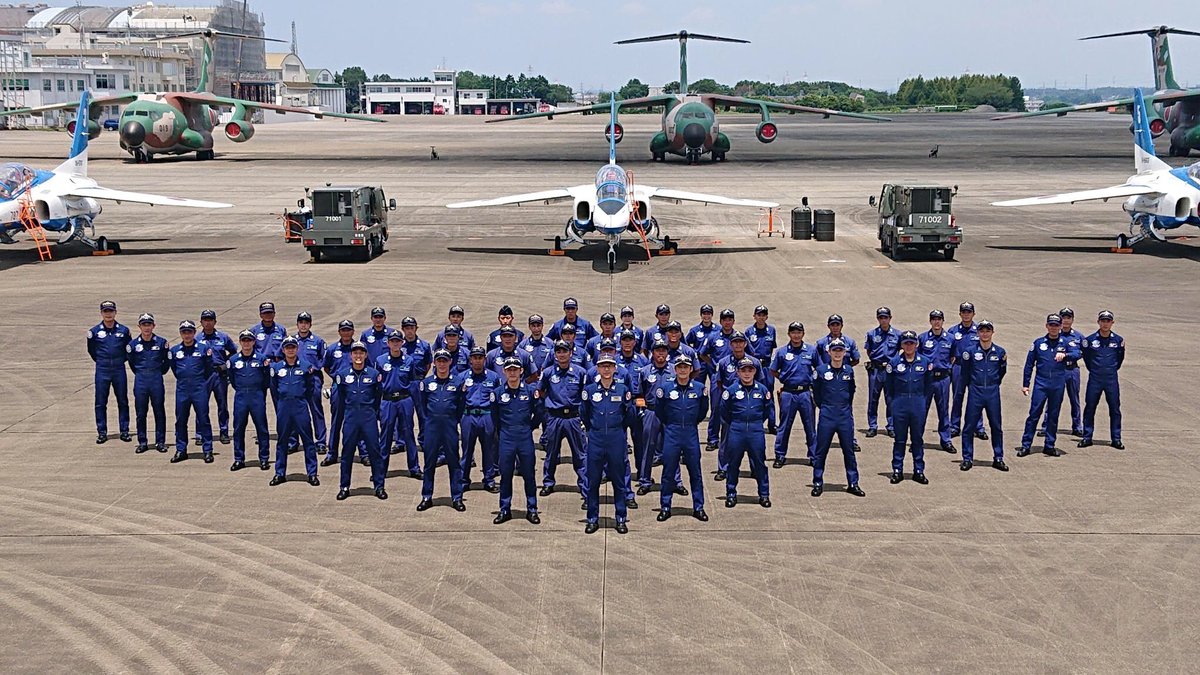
xmin=87 ymin=297 xmax=1125 ymax=533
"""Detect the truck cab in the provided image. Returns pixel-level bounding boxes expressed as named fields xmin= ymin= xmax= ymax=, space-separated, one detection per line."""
xmin=294 ymin=185 xmax=396 ymax=262
xmin=872 ymin=184 xmax=962 ymax=260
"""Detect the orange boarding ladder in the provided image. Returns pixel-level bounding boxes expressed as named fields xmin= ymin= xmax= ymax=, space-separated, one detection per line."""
xmin=625 ymin=170 xmax=657 ymax=260
xmin=18 ymin=196 xmax=52 ymax=260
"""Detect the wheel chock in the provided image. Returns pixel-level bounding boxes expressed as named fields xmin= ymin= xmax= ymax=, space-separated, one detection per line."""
xmin=1109 ymin=247 xmax=1133 ymax=254
xmin=548 ymin=249 xmax=565 ymax=256
xmin=91 ymin=250 xmax=116 ymax=256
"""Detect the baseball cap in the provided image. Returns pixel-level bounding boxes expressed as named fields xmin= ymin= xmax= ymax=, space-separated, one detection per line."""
xmin=502 ymin=357 xmax=523 ymax=370
xmin=651 ymin=339 xmax=669 ymax=351
xmin=929 ymin=309 xmax=945 ymax=319
xmin=730 ymin=331 xmax=747 ymax=342
xmin=443 ymin=324 xmax=463 ymax=337
xmin=200 ymin=309 xmax=217 ymax=320
xmin=433 ymin=349 xmax=452 ymax=361
xmin=1046 ymin=314 xmax=1062 ymax=325
xmin=959 ymin=302 xmax=975 ymax=313
xmin=719 ymin=308 xmax=735 ymax=319
xmin=619 ymin=329 xmax=637 ymax=340
xmin=788 ymin=321 xmax=805 ymax=332
xmin=179 ymin=320 xmax=196 ymax=331
xmin=387 ymin=330 xmax=404 ymax=341
xmin=370 ymin=306 xmax=386 ymax=318
xmin=498 ymin=305 xmax=513 ymax=316
xmin=754 ymin=305 xmax=768 ymax=315
xmin=599 ymin=312 xmax=616 ymax=323
xmin=827 ymin=314 xmax=843 ymax=325
xmin=238 ymin=330 xmax=255 ymax=340
xmin=828 ymin=338 xmax=847 ymax=350
xmin=977 ymin=320 xmax=995 ymax=330
xmin=900 ymin=330 xmax=919 ymax=343
xmin=598 ymin=337 xmax=617 ymax=350
xmin=528 ymin=314 xmax=544 ymax=325
xmin=499 ymin=325 xmax=518 ymax=336
xmin=876 ymin=306 xmax=892 ymax=318
xmin=656 ymin=304 xmax=671 ymax=315
xmin=350 ymin=341 xmax=367 ymax=352
xmin=737 ymin=357 xmax=758 ymax=369
xmin=596 ymin=354 xmax=616 ymax=365
xmin=619 ymin=306 xmax=634 ymax=317
xmin=401 ymin=316 xmax=417 ymax=327
xmin=469 ymin=346 xmax=487 ymax=357
xmin=99 ymin=300 xmax=117 ymax=311
xmin=700 ymin=304 xmax=714 ymax=314
xmin=559 ymin=323 xmax=577 ymax=334
xmin=338 ymin=319 xmax=355 ymax=331
xmin=553 ymin=340 xmax=572 ymax=352
xmin=674 ymin=354 xmax=694 ymax=367
xmin=1058 ymin=307 xmax=1075 ymax=318
xmin=297 ymin=311 xmax=312 ymax=322
xmin=449 ymin=305 xmax=465 ymax=315
xmin=665 ymin=320 xmax=682 ymax=332
xmin=563 ymin=297 xmax=578 ymax=309
xmin=258 ymin=302 xmax=275 ymax=313
xmin=1098 ymin=310 xmax=1115 ymax=321
xmin=137 ymin=313 xmax=155 ymax=325
xmin=282 ymin=336 xmax=299 ymax=347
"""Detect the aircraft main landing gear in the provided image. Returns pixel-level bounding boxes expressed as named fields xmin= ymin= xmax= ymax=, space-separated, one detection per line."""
xmin=132 ymin=149 xmax=150 ymax=163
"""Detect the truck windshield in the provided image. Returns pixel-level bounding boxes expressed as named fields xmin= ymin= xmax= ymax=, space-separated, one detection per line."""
xmin=313 ymin=191 xmax=353 ymax=217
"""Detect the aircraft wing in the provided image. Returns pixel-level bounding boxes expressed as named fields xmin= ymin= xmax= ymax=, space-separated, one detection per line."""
xmin=485 ymin=95 xmax=681 ymax=123
xmin=991 ymin=184 xmax=1159 ymax=207
xmin=0 ymin=94 xmax=140 ymax=118
xmin=447 ymin=186 xmax=590 ymax=208
xmin=704 ymin=94 xmax=892 ymax=121
xmin=636 ymin=185 xmax=778 ymax=208
xmin=992 ymin=89 xmax=1200 ymax=120
xmin=64 ymin=186 xmax=232 ymax=209
xmin=172 ymin=93 xmax=385 ymax=122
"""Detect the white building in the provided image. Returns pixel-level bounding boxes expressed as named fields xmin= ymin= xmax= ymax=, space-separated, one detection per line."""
xmin=265 ymin=51 xmax=346 ymax=115
xmin=457 ymin=88 xmax=487 ymax=115
xmin=362 ymin=68 xmax=456 ymax=115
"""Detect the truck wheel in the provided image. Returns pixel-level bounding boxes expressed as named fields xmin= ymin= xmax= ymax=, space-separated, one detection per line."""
xmin=375 ymin=235 xmax=385 ymax=254
xmin=943 ymin=247 xmax=956 ymax=261
xmin=880 ymin=232 xmax=891 ymax=254
xmin=892 ymin=242 xmax=905 ymax=261
xmin=362 ymin=238 xmax=375 ymax=261
xmin=310 ymin=248 xmax=322 ymax=263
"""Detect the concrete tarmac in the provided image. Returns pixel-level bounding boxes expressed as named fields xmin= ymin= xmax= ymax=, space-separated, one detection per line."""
xmin=0 ymin=112 xmax=1197 ymax=672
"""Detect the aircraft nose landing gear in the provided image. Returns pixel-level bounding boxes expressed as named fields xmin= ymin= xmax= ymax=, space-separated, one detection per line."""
xmin=607 ymin=242 xmax=617 ymax=272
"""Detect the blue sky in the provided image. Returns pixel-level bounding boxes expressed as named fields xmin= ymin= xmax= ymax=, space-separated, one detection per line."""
xmin=165 ymin=1 xmax=1200 ymax=90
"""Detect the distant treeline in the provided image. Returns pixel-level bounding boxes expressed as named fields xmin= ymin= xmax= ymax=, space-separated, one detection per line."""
xmin=894 ymin=74 xmax=1026 ymax=111
xmin=1026 ymin=87 xmax=1153 ymax=108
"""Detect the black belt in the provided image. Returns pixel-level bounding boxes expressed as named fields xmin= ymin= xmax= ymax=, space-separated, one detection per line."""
xmin=465 ymin=407 xmax=491 ymax=416
xmin=548 ymin=407 xmax=578 ymax=419
xmin=871 ymin=360 xmax=888 ymax=368
xmin=383 ymin=391 xmax=410 ymax=401
xmin=1064 ymin=364 xmax=1078 ymax=369
xmin=932 ymin=370 xmax=950 ymax=379
xmin=781 ymin=385 xmax=811 ymax=393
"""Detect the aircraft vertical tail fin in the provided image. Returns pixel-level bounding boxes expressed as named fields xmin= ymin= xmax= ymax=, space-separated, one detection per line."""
xmin=1153 ymin=31 xmax=1181 ymax=91
xmin=614 ymin=31 xmax=749 ymax=97
xmin=608 ymin=95 xmax=617 ymax=164
xmin=196 ymin=31 xmax=215 ymax=93
xmin=54 ymin=90 xmax=90 ymax=176
xmin=1133 ymin=88 xmax=1170 ymax=173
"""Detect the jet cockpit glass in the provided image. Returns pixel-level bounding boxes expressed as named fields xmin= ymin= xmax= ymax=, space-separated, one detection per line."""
xmin=0 ymin=163 xmax=36 ymax=199
xmin=595 ymin=166 xmax=628 ymax=215
xmin=1187 ymin=163 xmax=1200 ymax=182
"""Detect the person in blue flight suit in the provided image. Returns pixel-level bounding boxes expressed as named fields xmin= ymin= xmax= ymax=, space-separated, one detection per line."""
xmin=885 ymin=331 xmax=934 ymax=485
xmin=558 ymin=324 xmax=593 ymax=371
xmin=949 ymin=302 xmax=985 ymax=439
xmin=416 ymin=350 xmax=467 ymax=512
xmin=268 ymin=337 xmax=321 ymax=486
xmin=617 ymin=330 xmax=650 ymax=467
xmin=744 ymin=305 xmax=779 ymax=433
xmin=770 ymin=322 xmax=817 ymax=468
xmin=334 ymin=342 xmax=387 ymax=501
xmin=640 ymin=304 xmax=673 ymax=354
xmin=663 ymin=321 xmax=698 ymax=365
xmin=1040 ymin=307 xmax=1085 ymax=438
xmin=634 ymin=340 xmax=673 ymax=495
xmin=228 ymin=330 xmax=271 ymax=471
xmin=700 ymin=308 xmax=738 ymax=451
xmin=440 ymin=325 xmax=472 ymax=376
xmin=958 ymin=320 xmax=1009 ymax=471
xmin=88 ymin=300 xmax=132 ymax=444
xmin=865 ymin=307 xmax=902 ymax=438
xmin=815 ymin=314 xmax=861 ymax=366
xmin=400 ymin=316 xmax=433 ymax=452
xmin=126 ymin=313 xmax=169 ymax=453
xmin=618 ymin=306 xmax=644 ymax=349
xmin=585 ymin=313 xmax=620 ymax=362
xmin=433 ymin=305 xmax=476 ymax=351
xmin=492 ymin=357 xmax=543 ymax=524
xmin=919 ymin=310 xmax=958 ymax=453
xmin=1079 ymin=310 xmax=1126 ymax=450
xmin=294 ymin=312 xmax=328 ymax=453
xmin=376 ymin=331 xmax=419 ymax=477
xmin=250 ymin=302 xmax=288 ymax=364
xmin=486 ymin=305 xmax=525 ymax=349
xmin=487 ymin=326 xmax=535 ymax=382
xmin=359 ymin=306 xmax=391 ymax=364
xmin=519 ymin=314 xmax=555 ymax=372
xmin=459 ymin=346 xmax=503 ymax=494
xmin=168 ymin=320 xmax=215 ymax=463
xmin=712 ymin=332 xmax=766 ymax=482
xmin=653 ymin=355 xmax=710 ymax=522
xmin=321 ymin=320 xmax=366 ymax=467
xmin=581 ymin=354 xmax=637 ymax=534
xmin=811 ymin=339 xmax=865 ymax=497
xmin=538 ymin=341 xmax=590 ymax=502
xmin=685 ymin=305 xmax=716 ymax=410
xmin=721 ymin=357 xmax=773 ymax=508
xmin=548 ymin=297 xmax=597 ymax=348
xmin=1018 ymin=314 xmax=1082 ymax=457
xmin=588 ymin=338 xmax=644 ymax=510
xmin=196 ymin=309 xmax=236 ymax=446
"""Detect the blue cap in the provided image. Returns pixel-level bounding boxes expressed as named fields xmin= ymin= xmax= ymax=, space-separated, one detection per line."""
xmin=499 ymin=325 xmax=517 ymax=336
xmin=651 ymin=339 xmax=669 ymax=351
xmin=959 ymin=302 xmax=975 ymax=313
xmin=737 ymin=357 xmax=758 ymax=369
xmin=700 ymin=304 xmax=714 ymax=314
xmin=502 ymin=357 xmax=524 ymax=369
xmin=828 ymin=338 xmax=847 ymax=350
xmin=1098 ymin=310 xmax=1114 ymax=321
xmin=559 ymin=323 xmax=577 ymax=334
xmin=443 ymin=324 xmax=463 ymax=337
xmin=200 ymin=309 xmax=216 ymax=320
xmin=900 ymin=330 xmax=919 ymax=343
xmin=929 ymin=309 xmax=944 ymax=319
xmin=449 ymin=305 xmax=465 ymax=315
xmin=498 ymin=304 xmax=513 ymax=316
xmin=656 ymin=303 xmax=670 ymax=315
xmin=350 ymin=341 xmax=367 ymax=352
xmin=827 ymin=314 xmax=843 ymax=325
xmin=619 ymin=329 xmax=637 ymax=340
xmin=179 ymin=320 xmax=196 ymax=331
xmin=400 ymin=316 xmax=417 ymax=327
xmin=599 ymin=312 xmax=616 ymax=323
xmin=977 ymin=320 xmax=995 ymax=330
xmin=720 ymin=308 xmax=735 ymax=319
xmin=876 ymin=306 xmax=892 ymax=318
xmin=674 ymin=354 xmax=694 ymax=367
xmin=788 ymin=321 xmax=804 ymax=332
xmin=620 ymin=305 xmax=634 ymax=316
xmin=599 ymin=337 xmax=617 ymax=350
xmin=258 ymin=302 xmax=275 ymax=313
xmin=281 ymin=336 xmax=299 ymax=347
xmin=754 ymin=305 xmax=768 ymax=315
xmin=563 ymin=298 xmax=578 ymax=309
xmin=528 ymin=314 xmax=544 ymax=324
xmin=99 ymin=300 xmax=117 ymax=311
xmin=297 ymin=311 xmax=312 ymax=322
xmin=387 ymin=330 xmax=404 ymax=341
xmin=238 ymin=330 xmax=255 ymax=340
xmin=469 ymin=346 xmax=487 ymax=357
xmin=370 ymin=306 xmax=386 ymax=318
xmin=338 ymin=319 xmax=355 ymax=330
xmin=137 ymin=313 xmax=155 ymax=325
xmin=596 ymin=354 xmax=616 ymax=365
xmin=1058 ymin=306 xmax=1075 ymax=318
xmin=433 ymin=349 xmax=451 ymax=361
xmin=730 ymin=331 xmax=747 ymax=342
xmin=553 ymin=340 xmax=572 ymax=351
xmin=1046 ymin=314 xmax=1062 ymax=325
xmin=665 ymin=320 xmax=682 ymax=332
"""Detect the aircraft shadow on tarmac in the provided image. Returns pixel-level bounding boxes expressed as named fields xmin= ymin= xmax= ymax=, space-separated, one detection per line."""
xmin=0 ymin=240 xmax=236 ymax=271
xmin=447 ymin=241 xmax=776 ymax=273
xmin=988 ymin=235 xmax=1200 ymax=261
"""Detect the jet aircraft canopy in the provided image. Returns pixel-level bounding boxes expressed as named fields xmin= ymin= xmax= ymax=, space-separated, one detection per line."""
xmin=595 ymin=165 xmax=628 ymax=215
xmin=0 ymin=163 xmax=38 ymax=200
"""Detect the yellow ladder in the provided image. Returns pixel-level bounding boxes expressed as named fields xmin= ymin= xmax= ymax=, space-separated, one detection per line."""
xmin=18 ymin=198 xmax=52 ymax=261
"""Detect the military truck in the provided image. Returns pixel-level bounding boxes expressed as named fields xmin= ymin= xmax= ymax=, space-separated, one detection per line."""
xmin=289 ymin=184 xmax=395 ymax=262
xmin=870 ymin=184 xmax=962 ymax=260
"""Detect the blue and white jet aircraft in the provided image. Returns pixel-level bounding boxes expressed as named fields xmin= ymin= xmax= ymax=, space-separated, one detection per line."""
xmin=994 ymin=89 xmax=1200 ymax=249
xmin=448 ymin=97 xmax=777 ymax=268
xmin=0 ymin=90 xmax=230 ymax=254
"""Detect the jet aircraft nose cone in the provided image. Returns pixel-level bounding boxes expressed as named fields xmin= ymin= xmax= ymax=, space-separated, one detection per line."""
xmin=682 ymin=122 xmax=706 ymax=148
xmin=121 ymin=120 xmax=146 ymax=148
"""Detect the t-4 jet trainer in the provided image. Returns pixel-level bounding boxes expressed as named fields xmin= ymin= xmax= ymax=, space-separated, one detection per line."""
xmin=994 ymin=89 xmax=1200 ymax=249
xmin=449 ymin=98 xmax=777 ymax=269
xmin=487 ymin=30 xmax=889 ymax=164
xmin=0 ymin=30 xmax=383 ymax=163
xmin=0 ymin=91 xmax=230 ymax=256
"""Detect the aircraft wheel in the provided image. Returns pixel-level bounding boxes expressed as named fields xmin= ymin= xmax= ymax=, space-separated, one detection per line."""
xmin=96 ymin=236 xmax=110 ymax=252
xmin=1117 ymin=233 xmax=1130 ymax=249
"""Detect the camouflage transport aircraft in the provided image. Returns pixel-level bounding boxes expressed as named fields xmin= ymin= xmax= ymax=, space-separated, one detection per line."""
xmin=488 ymin=30 xmax=889 ymax=164
xmin=0 ymin=30 xmax=383 ymax=162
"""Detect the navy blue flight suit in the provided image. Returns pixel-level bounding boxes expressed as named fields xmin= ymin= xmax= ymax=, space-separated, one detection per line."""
xmin=169 ymin=342 xmax=215 ymax=457
xmin=538 ymin=362 xmax=589 ymax=493
xmin=885 ymin=353 xmax=934 ymax=475
xmin=1021 ymin=334 xmax=1082 ymax=450
xmin=721 ymin=379 xmax=772 ymax=500
xmin=419 ymin=373 xmax=466 ymax=501
xmin=813 ymin=363 xmax=859 ymax=488
xmin=519 ymin=334 xmax=555 ymax=372
xmin=295 ymin=331 xmax=328 ymax=448
xmin=334 ymin=365 xmax=385 ymax=490
xmin=493 ymin=383 xmax=541 ymax=514
xmin=196 ymin=329 xmax=236 ymax=440
xmin=634 ymin=361 xmax=672 ymax=489
xmin=919 ymin=329 xmax=956 ymax=447
xmin=251 ymin=321 xmax=288 ymax=362
xmin=581 ymin=379 xmax=636 ymax=525
xmin=376 ymin=351 xmax=418 ymax=475
xmin=88 ymin=320 xmax=131 ymax=438
xmin=745 ymin=322 xmax=778 ymax=428
xmin=771 ymin=341 xmax=817 ymax=462
xmin=815 ymin=333 xmax=861 ymax=365
xmin=959 ymin=343 xmax=1008 ymax=462
xmin=1082 ymin=331 xmax=1125 ymax=444
xmin=322 ymin=340 xmax=363 ymax=463
xmin=359 ymin=325 xmax=392 ymax=364
xmin=487 ymin=326 xmax=525 ymax=349
xmin=654 ymin=377 xmax=708 ymax=512
xmin=271 ymin=359 xmax=319 ymax=478
xmin=126 ymin=334 xmax=169 ymax=447
xmin=949 ymin=322 xmax=983 ymax=435
xmin=402 ymin=336 xmax=433 ymax=449
xmin=1042 ymin=327 xmax=1085 ymax=435
xmin=549 ymin=316 xmax=597 ymax=349
xmin=714 ymin=354 xmax=766 ymax=474
xmin=700 ymin=330 xmax=737 ymax=445
xmin=487 ymin=347 xmax=534 ymax=382
xmin=865 ymin=326 xmax=902 ymax=433
xmin=228 ymin=351 xmax=270 ymax=464
xmin=458 ymin=368 xmax=503 ymax=492
xmin=432 ymin=325 xmax=476 ymax=351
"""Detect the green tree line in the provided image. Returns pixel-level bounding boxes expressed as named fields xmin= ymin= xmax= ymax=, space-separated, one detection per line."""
xmin=895 ymin=74 xmax=1025 ymax=111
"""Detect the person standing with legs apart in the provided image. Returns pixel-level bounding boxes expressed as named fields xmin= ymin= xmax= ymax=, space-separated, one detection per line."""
xmin=88 ymin=300 xmax=131 ymax=444
xmin=228 ymin=330 xmax=271 ymax=471
xmin=864 ymin=307 xmax=901 ymax=438
xmin=949 ymin=302 xmax=985 ymax=439
xmin=959 ymin=321 xmax=1009 ymax=472
xmin=294 ymin=311 xmax=328 ymax=455
xmin=376 ymin=331 xmax=418 ymax=478
xmin=653 ymin=355 xmax=709 ymax=522
xmin=721 ymin=357 xmax=773 ymax=509
xmin=886 ymin=331 xmax=934 ymax=485
xmin=417 ymin=350 xmax=467 ymax=512
xmin=492 ymin=358 xmax=542 ymax=524
xmin=459 ymin=346 xmax=503 ymax=494
xmin=127 ymin=313 xmax=169 ymax=454
xmin=321 ymin=320 xmax=356 ymax=466
xmin=168 ymin=321 xmax=215 ymax=463
xmin=744 ymin=305 xmax=779 ymax=434
xmin=699 ymin=308 xmax=738 ymax=451
xmin=268 ymin=337 xmax=320 ymax=487
xmin=1018 ymin=314 xmax=1081 ymax=457
xmin=195 ymin=309 xmax=236 ymax=446
xmin=920 ymin=310 xmax=957 ymax=454
xmin=1040 ymin=307 xmax=1085 ymax=438
xmin=582 ymin=355 xmax=637 ymax=534
xmin=1079 ymin=311 xmax=1125 ymax=450
xmin=811 ymin=340 xmax=864 ymax=497
xmin=538 ymin=341 xmax=589 ymax=504
xmin=771 ymin=321 xmax=817 ymax=468
xmin=634 ymin=341 xmax=672 ymax=494
xmin=334 ymin=343 xmax=387 ymax=501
